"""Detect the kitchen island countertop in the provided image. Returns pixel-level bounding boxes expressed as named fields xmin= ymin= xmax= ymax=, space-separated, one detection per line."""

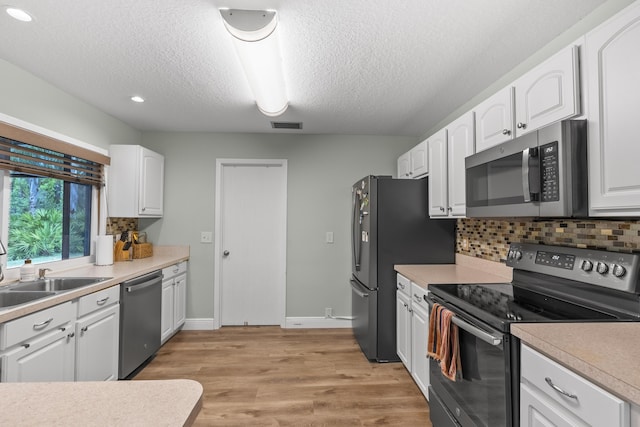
xmin=0 ymin=379 xmax=203 ymax=426
xmin=395 ymin=253 xmax=513 ymax=287
xmin=512 ymin=322 xmax=640 ymax=407
xmin=0 ymin=245 xmax=189 ymax=324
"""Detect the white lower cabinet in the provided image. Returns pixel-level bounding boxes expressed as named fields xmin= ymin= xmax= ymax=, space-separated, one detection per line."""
xmin=396 ymin=273 xmax=430 ymax=401
xmin=520 ymin=344 xmax=629 ymax=427
xmin=409 ymin=284 xmax=429 ymax=400
xmin=75 ymin=286 xmax=120 ymax=381
xmin=161 ymin=261 xmax=188 ymax=344
xmin=0 ymin=302 xmax=76 ymax=382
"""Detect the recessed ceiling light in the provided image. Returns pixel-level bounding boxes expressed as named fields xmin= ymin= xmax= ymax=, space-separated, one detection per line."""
xmin=130 ymin=96 xmax=145 ymax=103
xmin=6 ymin=7 xmax=33 ymax=22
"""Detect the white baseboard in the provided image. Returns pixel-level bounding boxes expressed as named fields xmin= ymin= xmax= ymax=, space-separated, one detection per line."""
xmin=182 ymin=318 xmax=215 ymax=330
xmin=182 ymin=317 xmax=352 ymax=330
xmin=285 ymin=317 xmax=353 ymax=329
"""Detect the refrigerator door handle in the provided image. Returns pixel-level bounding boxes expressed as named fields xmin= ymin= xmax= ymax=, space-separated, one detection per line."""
xmin=352 ymin=189 xmax=362 ymax=271
xmin=350 ymin=279 xmax=369 ymax=298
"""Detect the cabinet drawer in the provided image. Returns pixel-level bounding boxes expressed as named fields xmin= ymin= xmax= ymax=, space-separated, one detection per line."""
xmin=0 ymin=301 xmax=74 ymax=350
xmin=521 ymin=344 xmax=628 ymax=426
xmin=77 ymin=286 xmax=120 ymax=318
xmin=396 ymin=274 xmax=411 ymax=297
xmin=162 ymin=261 xmax=187 ymax=280
xmin=410 ymin=283 xmax=428 ymax=311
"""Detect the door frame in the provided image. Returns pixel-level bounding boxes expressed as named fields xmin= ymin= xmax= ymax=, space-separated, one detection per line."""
xmin=213 ymin=158 xmax=288 ymax=329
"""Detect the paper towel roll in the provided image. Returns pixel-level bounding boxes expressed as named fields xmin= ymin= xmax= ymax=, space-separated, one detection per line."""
xmin=96 ymin=235 xmax=114 ymax=266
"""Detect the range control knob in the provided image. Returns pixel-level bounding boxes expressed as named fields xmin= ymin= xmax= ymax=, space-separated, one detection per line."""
xmin=514 ymin=250 xmax=523 ymax=261
xmin=580 ymin=260 xmax=594 ymax=272
xmin=596 ymin=262 xmax=609 ymax=275
xmin=612 ymin=264 xmax=627 ymax=278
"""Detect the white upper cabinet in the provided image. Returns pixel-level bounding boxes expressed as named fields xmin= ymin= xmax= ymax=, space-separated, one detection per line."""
xmin=108 ymin=145 xmax=164 ymax=217
xmin=397 ymin=140 xmax=428 ymax=179
xmin=428 ymin=112 xmax=475 ymax=218
xmin=474 ymin=87 xmax=515 ymax=152
xmin=475 ymin=45 xmax=580 ymax=152
xmin=585 ymin=1 xmax=640 ymax=215
xmin=427 ymin=128 xmax=448 ymax=217
xmin=514 ymin=45 xmax=580 ymax=137
xmin=447 ymin=112 xmax=475 ymax=217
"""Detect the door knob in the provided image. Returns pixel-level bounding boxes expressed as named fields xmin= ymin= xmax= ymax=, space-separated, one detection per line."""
xmin=223 ymin=250 xmax=230 ymax=256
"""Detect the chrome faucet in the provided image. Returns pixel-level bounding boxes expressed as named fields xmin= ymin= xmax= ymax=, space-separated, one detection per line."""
xmin=38 ymin=268 xmax=52 ymax=279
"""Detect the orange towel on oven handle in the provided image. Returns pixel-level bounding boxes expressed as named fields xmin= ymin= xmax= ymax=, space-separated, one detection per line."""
xmin=426 ymin=302 xmax=462 ymax=381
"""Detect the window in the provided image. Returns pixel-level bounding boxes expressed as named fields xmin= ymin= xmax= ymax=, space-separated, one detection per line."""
xmin=0 ymin=120 xmax=109 ymax=272
xmin=7 ymin=174 xmax=92 ymax=267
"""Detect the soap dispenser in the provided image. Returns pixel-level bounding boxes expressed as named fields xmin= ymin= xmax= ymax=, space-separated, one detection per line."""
xmin=20 ymin=259 xmax=35 ymax=282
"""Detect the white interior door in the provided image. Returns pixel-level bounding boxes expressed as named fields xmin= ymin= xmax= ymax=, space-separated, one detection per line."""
xmin=215 ymin=159 xmax=287 ymax=327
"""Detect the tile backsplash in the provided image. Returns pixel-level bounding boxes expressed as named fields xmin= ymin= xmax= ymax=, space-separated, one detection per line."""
xmin=106 ymin=217 xmax=139 ymax=237
xmin=457 ymin=218 xmax=640 ymax=263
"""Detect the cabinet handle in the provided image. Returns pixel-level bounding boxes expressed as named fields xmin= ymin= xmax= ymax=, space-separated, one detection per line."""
xmin=447 ymin=207 xmax=452 ymax=212
xmin=397 ymin=283 xmax=405 ymax=290
xmin=81 ymin=326 xmax=89 ymax=333
xmin=173 ymin=268 xmax=180 ymax=273
xmin=502 ymin=129 xmax=511 ymax=135
xmin=517 ymin=122 xmax=527 ymax=129
xmin=22 ymin=343 xmax=30 ymax=349
xmin=68 ymin=332 xmax=75 ymax=339
xmin=142 ymin=207 xmax=146 ymax=211
xmin=545 ymin=377 xmax=577 ymax=399
xmin=414 ymin=294 xmax=422 ymax=303
xmin=96 ymin=297 xmax=109 ymax=305
xmin=33 ymin=317 xmax=53 ymax=330
xmin=440 ymin=207 xmax=445 ymax=212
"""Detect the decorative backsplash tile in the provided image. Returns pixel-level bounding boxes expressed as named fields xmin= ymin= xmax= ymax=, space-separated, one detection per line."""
xmin=106 ymin=217 xmax=139 ymax=237
xmin=456 ymin=218 xmax=640 ymax=263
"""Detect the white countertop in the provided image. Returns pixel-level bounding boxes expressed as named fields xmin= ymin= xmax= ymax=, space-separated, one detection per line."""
xmin=0 ymin=245 xmax=189 ymax=324
xmin=0 ymin=379 xmax=203 ymax=426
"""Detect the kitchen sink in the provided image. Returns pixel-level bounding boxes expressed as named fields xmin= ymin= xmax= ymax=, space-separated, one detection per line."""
xmin=0 ymin=291 xmax=56 ymax=308
xmin=11 ymin=277 xmax=111 ymax=292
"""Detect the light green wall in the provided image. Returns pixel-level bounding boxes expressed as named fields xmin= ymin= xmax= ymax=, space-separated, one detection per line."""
xmin=139 ymin=132 xmax=415 ymax=319
xmin=421 ymin=0 xmax=637 ymax=140
xmin=0 ymin=59 xmax=141 ymax=148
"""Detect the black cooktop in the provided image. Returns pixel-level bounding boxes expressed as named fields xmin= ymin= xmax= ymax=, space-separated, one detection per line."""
xmin=428 ymin=282 xmax=625 ymax=333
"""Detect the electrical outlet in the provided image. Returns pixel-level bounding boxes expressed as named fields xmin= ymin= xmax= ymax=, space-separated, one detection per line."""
xmin=325 ymin=307 xmax=333 ymax=318
xmin=200 ymin=231 xmax=213 ymax=243
xmin=326 ymin=231 xmax=334 ymax=244
xmin=462 ymin=238 xmax=469 ymax=250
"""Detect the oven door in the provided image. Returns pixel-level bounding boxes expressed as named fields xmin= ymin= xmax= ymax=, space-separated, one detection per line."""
xmin=427 ymin=296 xmax=514 ymax=427
xmin=465 ymin=130 xmax=540 ymax=218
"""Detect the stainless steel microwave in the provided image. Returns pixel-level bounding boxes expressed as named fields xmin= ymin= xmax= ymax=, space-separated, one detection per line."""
xmin=465 ymin=119 xmax=587 ymax=218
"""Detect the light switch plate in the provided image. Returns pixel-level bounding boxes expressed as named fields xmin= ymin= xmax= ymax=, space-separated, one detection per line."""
xmin=200 ymin=231 xmax=213 ymax=243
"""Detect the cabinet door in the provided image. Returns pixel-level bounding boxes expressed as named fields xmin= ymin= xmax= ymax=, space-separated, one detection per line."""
xmin=396 ymin=291 xmax=411 ymax=370
xmin=427 ymin=129 xmax=448 ymax=217
xmin=410 ymin=140 xmax=428 ymax=178
xmin=475 ymin=87 xmax=514 ymax=152
xmin=411 ymin=301 xmax=429 ymax=400
xmin=2 ymin=326 xmax=75 ymax=382
xmin=139 ymin=147 xmax=164 ymax=216
xmin=521 ymin=383 xmax=586 ymax=427
xmin=397 ymin=151 xmax=411 ymax=179
xmin=447 ymin=112 xmax=475 ymax=217
xmin=173 ymin=274 xmax=187 ymax=330
xmin=161 ymin=278 xmax=175 ymax=343
xmin=586 ymin=2 xmax=640 ymax=215
xmin=514 ymin=45 xmax=580 ymax=137
xmin=75 ymin=305 xmax=119 ymax=381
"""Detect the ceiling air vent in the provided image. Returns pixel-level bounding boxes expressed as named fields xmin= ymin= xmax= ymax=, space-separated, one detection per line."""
xmin=271 ymin=121 xmax=303 ymax=130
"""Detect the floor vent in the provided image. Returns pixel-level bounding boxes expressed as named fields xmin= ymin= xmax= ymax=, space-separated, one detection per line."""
xmin=271 ymin=121 xmax=303 ymax=130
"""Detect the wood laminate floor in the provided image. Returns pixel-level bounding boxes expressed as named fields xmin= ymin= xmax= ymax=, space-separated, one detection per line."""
xmin=135 ymin=327 xmax=432 ymax=426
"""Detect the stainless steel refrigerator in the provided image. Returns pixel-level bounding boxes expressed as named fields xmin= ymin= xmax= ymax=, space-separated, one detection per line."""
xmin=350 ymin=175 xmax=455 ymax=362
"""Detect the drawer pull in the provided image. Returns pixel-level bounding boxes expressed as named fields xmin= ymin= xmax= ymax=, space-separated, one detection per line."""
xmin=96 ymin=297 xmax=110 ymax=305
xmin=545 ymin=377 xmax=578 ymax=400
xmin=22 ymin=343 xmax=30 ymax=349
xmin=81 ymin=326 xmax=89 ymax=333
xmin=397 ymin=283 xmax=405 ymax=290
xmin=33 ymin=318 xmax=53 ymax=330
xmin=414 ymin=294 xmax=422 ymax=303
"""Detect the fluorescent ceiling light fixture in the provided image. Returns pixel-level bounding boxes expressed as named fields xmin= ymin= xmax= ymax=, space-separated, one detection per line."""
xmin=130 ymin=96 xmax=145 ymax=103
xmin=220 ymin=9 xmax=288 ymax=117
xmin=5 ymin=7 xmax=32 ymax=22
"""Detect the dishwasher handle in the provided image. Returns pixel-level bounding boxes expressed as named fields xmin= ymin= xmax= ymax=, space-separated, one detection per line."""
xmin=123 ymin=270 xmax=162 ymax=293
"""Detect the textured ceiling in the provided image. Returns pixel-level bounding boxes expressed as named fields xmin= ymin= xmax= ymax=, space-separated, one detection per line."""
xmin=0 ymin=0 xmax=607 ymax=136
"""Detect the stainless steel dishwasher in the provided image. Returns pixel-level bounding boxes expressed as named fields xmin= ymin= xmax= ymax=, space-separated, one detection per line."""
xmin=118 ymin=270 xmax=162 ymax=379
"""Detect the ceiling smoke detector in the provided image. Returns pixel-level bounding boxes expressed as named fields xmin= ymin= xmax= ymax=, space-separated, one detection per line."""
xmin=271 ymin=121 xmax=302 ymax=130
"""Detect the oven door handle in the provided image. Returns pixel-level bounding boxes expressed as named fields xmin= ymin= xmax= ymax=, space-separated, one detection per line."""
xmin=425 ymin=295 xmax=503 ymax=346
xmin=451 ymin=316 xmax=503 ymax=346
